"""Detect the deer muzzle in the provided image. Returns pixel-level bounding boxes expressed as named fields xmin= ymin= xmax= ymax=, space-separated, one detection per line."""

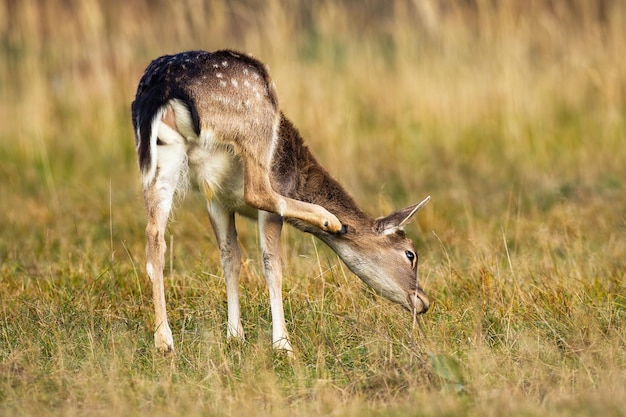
xmin=410 ymin=287 xmax=430 ymax=314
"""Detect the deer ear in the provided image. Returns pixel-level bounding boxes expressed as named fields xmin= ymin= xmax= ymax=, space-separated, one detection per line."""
xmin=373 ymin=196 xmax=430 ymax=235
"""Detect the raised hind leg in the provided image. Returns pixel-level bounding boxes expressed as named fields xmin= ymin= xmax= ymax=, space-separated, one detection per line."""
xmin=237 ymin=117 xmax=344 ymax=235
xmin=242 ymin=159 xmax=343 ymax=234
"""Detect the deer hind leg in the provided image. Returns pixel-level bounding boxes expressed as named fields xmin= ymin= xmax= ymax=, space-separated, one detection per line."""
xmin=143 ymin=118 xmax=188 ymax=353
xmin=258 ymin=211 xmax=293 ymax=353
xmin=239 ymin=125 xmax=343 ymax=234
xmin=207 ymin=199 xmax=244 ymax=341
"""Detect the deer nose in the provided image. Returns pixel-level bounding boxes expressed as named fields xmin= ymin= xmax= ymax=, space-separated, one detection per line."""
xmin=413 ymin=287 xmax=430 ymax=314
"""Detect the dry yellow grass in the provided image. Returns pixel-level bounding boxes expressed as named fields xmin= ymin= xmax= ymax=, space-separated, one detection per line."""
xmin=1 ymin=1 xmax=625 ymax=416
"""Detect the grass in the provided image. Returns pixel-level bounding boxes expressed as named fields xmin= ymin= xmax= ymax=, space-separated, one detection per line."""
xmin=1 ymin=0 xmax=625 ymax=415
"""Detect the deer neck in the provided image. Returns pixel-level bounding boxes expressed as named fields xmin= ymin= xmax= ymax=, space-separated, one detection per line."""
xmin=274 ymin=114 xmax=373 ymax=243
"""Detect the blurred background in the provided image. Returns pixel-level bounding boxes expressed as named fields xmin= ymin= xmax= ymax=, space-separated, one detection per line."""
xmin=0 ymin=1 xmax=625 ymax=414
xmin=2 ymin=0 xmax=624 ymax=233
xmin=2 ymin=0 xmax=624 ymax=278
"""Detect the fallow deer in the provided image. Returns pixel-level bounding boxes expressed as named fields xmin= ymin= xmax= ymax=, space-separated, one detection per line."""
xmin=131 ymin=50 xmax=430 ymax=353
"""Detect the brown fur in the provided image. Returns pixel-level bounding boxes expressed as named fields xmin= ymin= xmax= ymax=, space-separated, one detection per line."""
xmin=271 ymin=115 xmax=370 ymax=233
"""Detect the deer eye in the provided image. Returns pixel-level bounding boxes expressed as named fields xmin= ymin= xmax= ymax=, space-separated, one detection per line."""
xmin=405 ymin=251 xmax=415 ymax=263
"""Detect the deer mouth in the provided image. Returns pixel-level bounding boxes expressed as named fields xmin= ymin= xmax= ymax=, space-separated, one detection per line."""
xmin=409 ymin=288 xmax=430 ymax=314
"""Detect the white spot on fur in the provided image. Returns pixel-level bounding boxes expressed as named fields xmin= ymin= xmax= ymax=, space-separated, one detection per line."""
xmin=243 ymin=80 xmax=251 ymax=88
xmin=216 ymin=73 xmax=223 ymax=78
xmin=222 ymin=60 xmax=228 ymax=67
xmin=231 ymin=79 xmax=239 ymax=87
xmin=219 ymin=80 xmax=227 ymax=87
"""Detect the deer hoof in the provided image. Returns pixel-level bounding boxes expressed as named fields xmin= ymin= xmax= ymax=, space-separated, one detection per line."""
xmin=322 ymin=215 xmax=343 ymax=234
xmin=154 ymin=326 xmax=175 ymax=354
xmin=273 ymin=338 xmax=294 ymax=356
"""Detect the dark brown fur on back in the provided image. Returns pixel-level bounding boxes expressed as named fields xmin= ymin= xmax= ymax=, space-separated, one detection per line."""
xmin=132 ymin=50 xmax=277 ymax=176
xmin=133 ymin=50 xmax=370 ymax=234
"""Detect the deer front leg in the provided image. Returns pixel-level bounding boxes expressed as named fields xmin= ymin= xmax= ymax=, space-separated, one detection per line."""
xmin=258 ymin=211 xmax=293 ymax=353
xmin=242 ymin=159 xmax=343 ymax=234
xmin=207 ymin=199 xmax=245 ymax=341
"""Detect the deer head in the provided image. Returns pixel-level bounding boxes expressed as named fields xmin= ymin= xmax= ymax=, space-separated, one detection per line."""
xmin=318 ymin=196 xmax=431 ymax=314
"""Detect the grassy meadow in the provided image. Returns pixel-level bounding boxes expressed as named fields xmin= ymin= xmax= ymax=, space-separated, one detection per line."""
xmin=1 ymin=0 xmax=625 ymax=415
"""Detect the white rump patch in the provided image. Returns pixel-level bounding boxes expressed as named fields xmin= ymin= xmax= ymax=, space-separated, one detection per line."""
xmin=156 ymin=121 xmax=183 ymax=146
xmin=168 ymin=99 xmax=195 ymax=140
xmin=141 ymin=99 xmax=195 ymax=192
xmin=199 ymin=129 xmax=217 ymax=148
xmin=141 ymin=107 xmax=167 ymax=189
